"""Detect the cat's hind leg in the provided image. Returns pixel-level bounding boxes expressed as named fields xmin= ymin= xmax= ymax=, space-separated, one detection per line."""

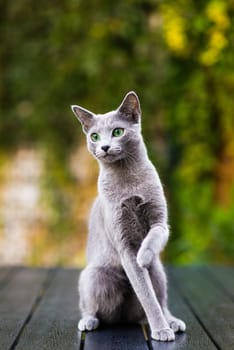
xmin=121 ymin=291 xmax=145 ymax=323
xmin=78 ymin=265 xmax=129 ymax=331
xmin=149 ymin=258 xmax=186 ymax=333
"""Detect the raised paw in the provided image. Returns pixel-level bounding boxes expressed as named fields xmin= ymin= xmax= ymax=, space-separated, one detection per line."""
xmin=151 ymin=327 xmax=175 ymax=342
xmin=137 ymin=247 xmax=154 ymax=268
xmin=78 ymin=316 xmax=99 ymax=331
xmin=169 ymin=318 xmax=186 ymax=333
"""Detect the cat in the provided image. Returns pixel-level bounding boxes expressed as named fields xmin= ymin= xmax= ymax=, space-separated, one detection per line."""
xmin=71 ymin=92 xmax=186 ymax=341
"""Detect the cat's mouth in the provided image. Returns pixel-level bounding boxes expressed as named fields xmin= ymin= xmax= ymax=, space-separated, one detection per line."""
xmin=96 ymin=151 xmax=123 ymax=163
xmin=102 ymin=153 xmax=120 ymax=162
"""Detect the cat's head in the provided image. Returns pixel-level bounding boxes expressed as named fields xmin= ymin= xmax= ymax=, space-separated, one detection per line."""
xmin=71 ymin=91 xmax=142 ymax=164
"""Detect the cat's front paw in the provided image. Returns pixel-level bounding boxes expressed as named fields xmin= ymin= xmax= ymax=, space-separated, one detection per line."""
xmin=151 ymin=328 xmax=175 ymax=342
xmin=78 ymin=316 xmax=99 ymax=331
xmin=169 ymin=318 xmax=186 ymax=333
xmin=137 ymin=246 xmax=154 ymax=268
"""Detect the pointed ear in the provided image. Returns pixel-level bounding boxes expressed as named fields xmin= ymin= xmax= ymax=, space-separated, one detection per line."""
xmin=118 ymin=91 xmax=141 ymax=123
xmin=71 ymin=105 xmax=95 ymax=133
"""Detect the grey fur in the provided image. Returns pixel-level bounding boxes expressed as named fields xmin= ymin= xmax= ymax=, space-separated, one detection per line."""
xmin=71 ymin=92 xmax=186 ymax=341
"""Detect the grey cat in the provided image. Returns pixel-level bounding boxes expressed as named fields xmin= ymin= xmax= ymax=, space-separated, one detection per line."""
xmin=71 ymin=92 xmax=186 ymax=341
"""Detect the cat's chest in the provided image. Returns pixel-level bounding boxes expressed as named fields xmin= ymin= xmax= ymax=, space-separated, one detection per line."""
xmin=99 ymin=174 xmax=140 ymax=202
xmin=98 ymin=163 xmax=159 ymax=209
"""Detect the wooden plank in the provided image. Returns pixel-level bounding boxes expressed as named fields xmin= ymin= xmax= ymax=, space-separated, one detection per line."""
xmin=207 ymin=266 xmax=234 ymax=300
xmin=0 ymin=267 xmax=51 ymax=350
xmin=0 ymin=266 xmax=11 ymax=289
xmin=0 ymin=266 xmax=10 ymax=282
xmin=15 ymin=269 xmax=81 ymax=350
xmin=84 ymin=324 xmax=148 ymax=350
xmin=148 ymin=278 xmax=217 ymax=350
xmin=170 ymin=266 xmax=234 ymax=349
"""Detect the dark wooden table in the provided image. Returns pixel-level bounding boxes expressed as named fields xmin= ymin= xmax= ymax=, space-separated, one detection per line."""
xmin=0 ymin=266 xmax=233 ymax=350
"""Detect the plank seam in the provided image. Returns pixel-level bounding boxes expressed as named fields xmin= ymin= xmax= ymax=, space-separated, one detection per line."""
xmin=144 ymin=325 xmax=156 ymax=350
xmin=9 ymin=268 xmax=57 ymax=350
xmin=141 ymin=324 xmax=153 ymax=350
xmin=170 ymin=269 xmax=221 ymax=350
xmin=79 ymin=331 xmax=85 ymax=350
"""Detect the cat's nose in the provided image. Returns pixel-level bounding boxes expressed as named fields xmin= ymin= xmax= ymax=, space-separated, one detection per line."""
xmin=101 ymin=145 xmax=110 ymax=153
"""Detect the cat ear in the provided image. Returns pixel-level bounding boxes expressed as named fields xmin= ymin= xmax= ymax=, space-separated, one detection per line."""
xmin=71 ymin=105 xmax=95 ymax=133
xmin=118 ymin=91 xmax=141 ymax=123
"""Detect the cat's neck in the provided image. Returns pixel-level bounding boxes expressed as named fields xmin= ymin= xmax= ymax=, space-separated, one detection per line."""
xmin=98 ymin=138 xmax=149 ymax=177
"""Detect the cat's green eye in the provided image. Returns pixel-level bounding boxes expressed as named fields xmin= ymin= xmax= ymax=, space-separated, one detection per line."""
xmin=112 ymin=128 xmax=124 ymax=137
xmin=91 ymin=133 xmax=100 ymax=142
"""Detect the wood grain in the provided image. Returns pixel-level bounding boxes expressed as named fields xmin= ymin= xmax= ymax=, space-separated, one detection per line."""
xmin=15 ymin=269 xmax=81 ymax=350
xmin=0 ymin=266 xmax=12 ymax=290
xmin=170 ymin=266 xmax=234 ymax=349
xmin=207 ymin=266 xmax=234 ymax=300
xmin=84 ymin=324 xmax=148 ymax=350
xmin=149 ymin=276 xmax=217 ymax=350
xmin=0 ymin=266 xmax=232 ymax=350
xmin=0 ymin=267 xmax=50 ymax=350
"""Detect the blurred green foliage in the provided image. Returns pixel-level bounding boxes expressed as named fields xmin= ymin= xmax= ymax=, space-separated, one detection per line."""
xmin=0 ymin=0 xmax=234 ymax=265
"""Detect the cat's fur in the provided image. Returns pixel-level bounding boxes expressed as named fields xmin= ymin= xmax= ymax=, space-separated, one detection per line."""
xmin=71 ymin=92 xmax=186 ymax=341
